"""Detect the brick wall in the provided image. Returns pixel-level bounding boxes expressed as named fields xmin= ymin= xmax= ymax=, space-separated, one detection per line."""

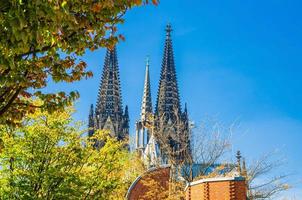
xmin=127 ymin=167 xmax=247 ymax=200
xmin=185 ymin=177 xmax=247 ymax=200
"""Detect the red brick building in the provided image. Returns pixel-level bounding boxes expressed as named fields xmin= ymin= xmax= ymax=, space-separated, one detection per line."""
xmin=127 ymin=166 xmax=247 ymax=200
xmin=185 ymin=177 xmax=247 ymax=200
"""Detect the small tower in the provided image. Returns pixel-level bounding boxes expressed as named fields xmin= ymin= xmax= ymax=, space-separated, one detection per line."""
xmin=135 ymin=58 xmax=160 ymax=167
xmin=141 ymin=57 xmax=153 ymax=122
xmin=89 ymin=46 xmax=129 ymax=143
xmin=135 ymin=57 xmax=158 ymax=163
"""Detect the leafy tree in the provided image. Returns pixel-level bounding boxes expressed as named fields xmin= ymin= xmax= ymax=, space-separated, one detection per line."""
xmin=0 ymin=104 xmax=144 ymax=200
xmin=0 ymin=0 xmax=157 ymax=125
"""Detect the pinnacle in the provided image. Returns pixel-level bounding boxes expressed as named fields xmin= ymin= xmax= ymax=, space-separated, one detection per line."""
xmin=141 ymin=57 xmax=153 ymax=121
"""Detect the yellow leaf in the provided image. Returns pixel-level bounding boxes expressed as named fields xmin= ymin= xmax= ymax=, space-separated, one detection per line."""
xmin=61 ymin=1 xmax=67 ymax=8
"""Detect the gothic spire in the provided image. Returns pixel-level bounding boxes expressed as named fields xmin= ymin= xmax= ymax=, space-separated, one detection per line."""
xmin=141 ymin=57 xmax=153 ymax=121
xmin=96 ymin=46 xmax=123 ymax=118
xmin=155 ymin=24 xmax=181 ymax=118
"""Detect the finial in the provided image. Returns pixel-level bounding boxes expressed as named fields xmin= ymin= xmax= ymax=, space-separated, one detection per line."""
xmin=236 ymin=150 xmax=242 ymax=173
xmin=165 ymin=23 xmax=172 ymax=38
xmin=146 ymin=56 xmax=150 ymax=68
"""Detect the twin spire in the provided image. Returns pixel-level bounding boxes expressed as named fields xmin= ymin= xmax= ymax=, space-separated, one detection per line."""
xmin=140 ymin=24 xmax=182 ymax=121
xmin=89 ymin=24 xmax=188 ymax=155
xmin=136 ymin=24 xmax=190 ymax=165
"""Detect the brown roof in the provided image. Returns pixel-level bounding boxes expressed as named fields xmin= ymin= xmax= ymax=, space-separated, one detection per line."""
xmin=126 ymin=166 xmax=170 ymax=200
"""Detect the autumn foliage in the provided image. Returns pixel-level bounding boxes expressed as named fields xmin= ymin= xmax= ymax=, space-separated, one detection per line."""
xmin=0 ymin=105 xmax=144 ymax=199
xmin=0 ymin=0 xmax=157 ymax=125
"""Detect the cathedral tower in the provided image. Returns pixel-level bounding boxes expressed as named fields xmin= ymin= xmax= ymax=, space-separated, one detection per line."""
xmin=89 ymin=47 xmax=129 ymax=141
xmin=154 ymin=24 xmax=190 ymax=164
xmin=135 ymin=24 xmax=191 ymax=166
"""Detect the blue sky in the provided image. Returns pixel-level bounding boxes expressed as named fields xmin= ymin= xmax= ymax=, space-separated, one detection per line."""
xmin=49 ymin=0 xmax=302 ymax=198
